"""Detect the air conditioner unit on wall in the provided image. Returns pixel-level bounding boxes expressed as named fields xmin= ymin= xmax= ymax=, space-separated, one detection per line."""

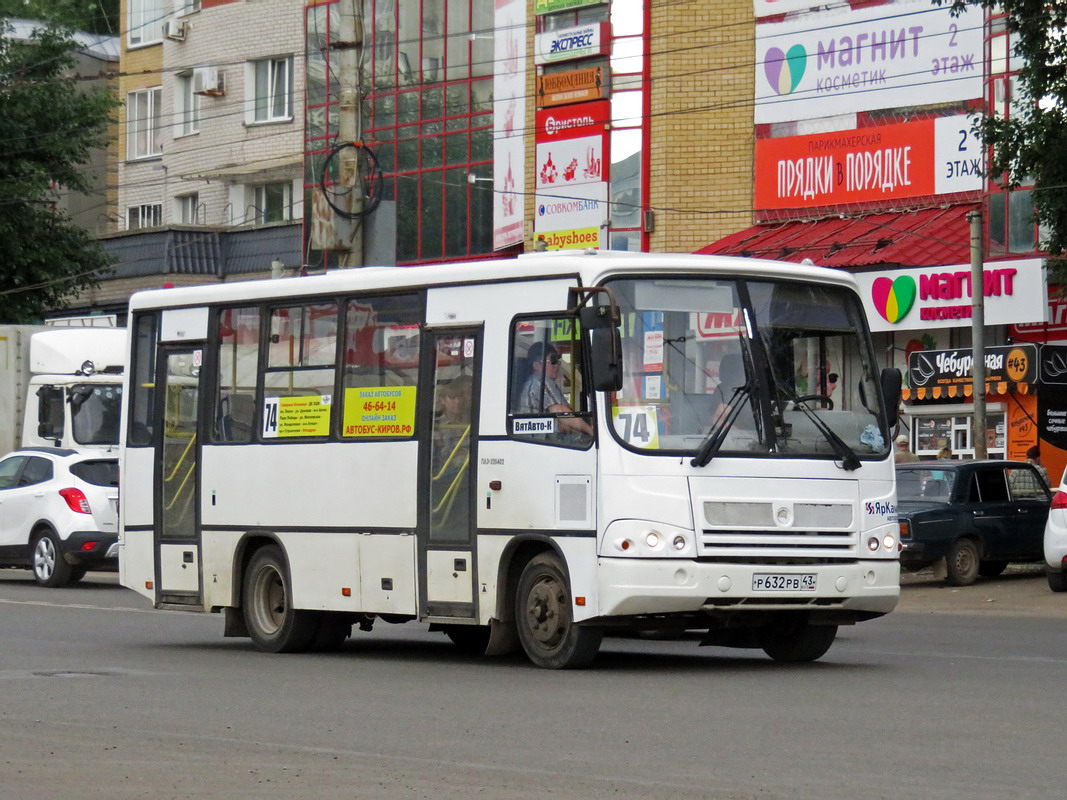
xmin=163 ymin=19 xmax=188 ymax=41
xmin=193 ymin=67 xmax=224 ymax=97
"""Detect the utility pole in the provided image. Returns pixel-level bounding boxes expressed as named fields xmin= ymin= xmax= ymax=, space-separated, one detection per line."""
xmin=336 ymin=0 xmax=364 ymax=268
xmin=969 ymin=208 xmax=987 ymax=459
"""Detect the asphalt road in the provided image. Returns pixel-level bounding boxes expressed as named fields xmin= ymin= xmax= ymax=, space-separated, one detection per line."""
xmin=1 ymin=567 xmax=1064 ymax=800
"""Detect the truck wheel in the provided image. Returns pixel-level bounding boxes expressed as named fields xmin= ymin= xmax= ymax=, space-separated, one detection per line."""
xmin=760 ymin=619 xmax=838 ymax=662
xmin=242 ymin=545 xmax=317 ymax=653
xmin=945 ymin=539 xmax=980 ymax=586
xmin=32 ymin=530 xmax=73 ymax=588
xmin=515 ymin=553 xmax=602 ymax=669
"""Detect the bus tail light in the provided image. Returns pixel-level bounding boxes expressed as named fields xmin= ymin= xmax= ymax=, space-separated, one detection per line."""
xmin=59 ymin=488 xmax=91 ymax=514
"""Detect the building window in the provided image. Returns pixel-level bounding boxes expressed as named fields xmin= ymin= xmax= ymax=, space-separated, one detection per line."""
xmin=177 ymin=193 xmax=201 ymax=224
xmin=304 ymin=0 xmax=496 ymax=267
xmin=128 ymin=203 xmax=162 ymax=230
xmin=177 ymin=72 xmax=200 ymax=137
xmin=128 ymin=0 xmax=165 ymax=46
xmin=127 ymin=87 xmax=162 ymax=159
xmin=253 ymin=182 xmax=292 ymax=224
xmin=252 ymin=57 xmax=293 ymax=123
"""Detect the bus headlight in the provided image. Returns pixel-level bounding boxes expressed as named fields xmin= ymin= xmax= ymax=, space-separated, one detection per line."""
xmin=883 ymin=534 xmax=896 ymax=550
xmin=867 ymin=537 xmax=880 ymax=552
xmin=603 ymin=520 xmax=695 ymax=557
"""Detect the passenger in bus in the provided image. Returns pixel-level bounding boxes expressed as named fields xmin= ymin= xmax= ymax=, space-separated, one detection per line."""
xmin=434 ymin=375 xmax=472 ymax=464
xmin=432 ymin=376 xmax=473 ymax=532
xmin=519 ymin=342 xmax=593 ymax=436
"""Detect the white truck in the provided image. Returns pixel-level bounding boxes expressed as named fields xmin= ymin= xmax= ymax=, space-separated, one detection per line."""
xmin=0 ymin=326 xmax=126 ymax=456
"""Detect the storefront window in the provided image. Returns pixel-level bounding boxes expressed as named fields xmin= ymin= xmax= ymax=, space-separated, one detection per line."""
xmin=913 ymin=412 xmax=1006 ymax=459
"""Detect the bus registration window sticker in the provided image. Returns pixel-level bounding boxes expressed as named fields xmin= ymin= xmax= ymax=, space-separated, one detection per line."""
xmin=262 ymin=395 xmax=332 ymax=438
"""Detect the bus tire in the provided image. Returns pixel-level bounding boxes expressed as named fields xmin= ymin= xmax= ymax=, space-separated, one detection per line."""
xmin=243 ymin=545 xmax=317 ymax=653
xmin=515 ymin=553 xmax=602 ymax=669
xmin=760 ymin=619 xmax=837 ymax=662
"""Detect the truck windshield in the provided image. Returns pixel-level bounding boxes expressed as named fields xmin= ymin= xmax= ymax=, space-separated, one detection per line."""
xmin=603 ymin=276 xmax=890 ymax=462
xmin=70 ymin=383 xmax=124 ymax=445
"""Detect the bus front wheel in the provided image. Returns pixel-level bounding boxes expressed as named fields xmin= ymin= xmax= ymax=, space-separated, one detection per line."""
xmin=243 ymin=545 xmax=317 ymax=653
xmin=760 ymin=618 xmax=838 ymax=662
xmin=515 ymin=553 xmax=602 ymax=669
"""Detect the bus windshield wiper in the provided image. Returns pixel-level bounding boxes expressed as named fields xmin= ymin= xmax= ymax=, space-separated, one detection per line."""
xmin=690 ymin=382 xmax=752 ymax=468
xmin=781 ymin=390 xmax=861 ymax=471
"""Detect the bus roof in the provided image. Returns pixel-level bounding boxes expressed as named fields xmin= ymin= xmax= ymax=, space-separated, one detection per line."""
xmin=127 ymin=251 xmax=859 ymax=312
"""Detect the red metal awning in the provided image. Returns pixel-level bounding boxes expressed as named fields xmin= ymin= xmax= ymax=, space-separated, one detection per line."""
xmin=697 ymin=205 xmax=978 ymax=269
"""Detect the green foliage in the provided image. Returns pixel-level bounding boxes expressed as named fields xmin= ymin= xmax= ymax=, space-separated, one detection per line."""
xmin=0 ymin=23 xmax=118 ymax=322
xmin=0 ymin=0 xmax=119 ymax=36
xmin=941 ymin=1 xmax=1067 ymax=279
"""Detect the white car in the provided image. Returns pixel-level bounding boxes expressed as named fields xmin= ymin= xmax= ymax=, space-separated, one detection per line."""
xmin=0 ymin=447 xmax=119 ymax=587
xmin=1044 ymin=466 xmax=1067 ymax=592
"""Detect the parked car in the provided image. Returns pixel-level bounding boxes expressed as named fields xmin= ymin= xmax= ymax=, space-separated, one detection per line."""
xmin=0 ymin=447 xmax=118 ymax=587
xmin=1043 ymin=467 xmax=1067 ymax=592
xmin=896 ymin=460 xmax=1051 ymax=586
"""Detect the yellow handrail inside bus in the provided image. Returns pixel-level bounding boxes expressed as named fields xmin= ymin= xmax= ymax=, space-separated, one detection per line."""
xmin=163 ymin=433 xmax=196 ymax=484
xmin=431 ymin=425 xmax=469 ymax=482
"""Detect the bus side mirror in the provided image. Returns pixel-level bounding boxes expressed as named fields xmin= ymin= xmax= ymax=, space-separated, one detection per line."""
xmin=880 ymin=367 xmax=902 ymax=428
xmin=579 ymin=306 xmax=623 ymax=392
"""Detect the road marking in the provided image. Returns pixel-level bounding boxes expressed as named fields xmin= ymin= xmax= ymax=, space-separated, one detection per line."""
xmin=0 ymin=597 xmax=157 ymax=613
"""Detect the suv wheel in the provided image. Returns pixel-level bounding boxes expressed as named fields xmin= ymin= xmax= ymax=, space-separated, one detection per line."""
xmin=32 ymin=530 xmax=74 ymax=588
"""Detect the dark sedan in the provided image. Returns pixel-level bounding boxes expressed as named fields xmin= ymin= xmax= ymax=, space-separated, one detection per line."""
xmin=896 ymin=460 xmax=1051 ymax=586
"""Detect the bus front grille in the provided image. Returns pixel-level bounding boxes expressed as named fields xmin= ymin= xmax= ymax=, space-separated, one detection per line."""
xmin=700 ymin=528 xmax=856 ymax=557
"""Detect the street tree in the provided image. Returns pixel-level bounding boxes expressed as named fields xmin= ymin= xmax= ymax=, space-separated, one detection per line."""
xmin=0 ymin=23 xmax=118 ymax=322
xmin=942 ymin=1 xmax=1067 ymax=278
xmin=0 ymin=0 xmax=119 ymax=35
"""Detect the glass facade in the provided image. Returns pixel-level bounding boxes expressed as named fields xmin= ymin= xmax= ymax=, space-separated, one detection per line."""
xmin=304 ymin=0 xmax=650 ymax=267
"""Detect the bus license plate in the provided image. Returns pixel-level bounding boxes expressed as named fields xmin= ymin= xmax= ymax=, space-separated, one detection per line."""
xmin=752 ymin=573 xmax=817 ymax=591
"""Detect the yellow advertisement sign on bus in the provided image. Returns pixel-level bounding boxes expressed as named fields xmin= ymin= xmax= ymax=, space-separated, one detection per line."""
xmin=342 ymin=386 xmax=417 ymax=437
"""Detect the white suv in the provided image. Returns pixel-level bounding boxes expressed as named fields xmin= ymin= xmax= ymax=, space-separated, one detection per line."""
xmin=1044 ymin=466 xmax=1067 ymax=592
xmin=0 ymin=447 xmax=119 ymax=587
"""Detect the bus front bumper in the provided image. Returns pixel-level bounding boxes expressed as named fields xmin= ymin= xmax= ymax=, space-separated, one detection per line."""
xmin=595 ymin=558 xmax=900 ymax=619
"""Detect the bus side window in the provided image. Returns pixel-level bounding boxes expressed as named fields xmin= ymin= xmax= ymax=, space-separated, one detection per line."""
xmin=261 ymin=302 xmax=337 ymax=440
xmin=508 ymin=316 xmax=593 ymax=447
xmin=340 ymin=294 xmax=422 ymax=440
xmin=128 ymin=312 xmax=158 ymax=446
xmin=214 ymin=306 xmax=260 ymax=443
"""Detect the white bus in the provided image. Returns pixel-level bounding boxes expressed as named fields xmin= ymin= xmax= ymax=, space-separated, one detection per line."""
xmin=119 ymin=251 xmax=902 ymax=668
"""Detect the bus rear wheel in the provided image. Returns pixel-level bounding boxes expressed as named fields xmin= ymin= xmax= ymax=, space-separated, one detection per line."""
xmin=243 ymin=545 xmax=317 ymax=653
xmin=515 ymin=553 xmax=602 ymax=669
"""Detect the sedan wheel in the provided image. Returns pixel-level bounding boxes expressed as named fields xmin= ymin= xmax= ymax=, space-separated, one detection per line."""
xmin=32 ymin=531 xmax=74 ymax=588
xmin=945 ymin=539 xmax=980 ymax=586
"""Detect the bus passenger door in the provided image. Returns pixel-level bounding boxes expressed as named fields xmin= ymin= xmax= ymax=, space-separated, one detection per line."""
xmin=420 ymin=329 xmax=480 ymax=619
xmin=155 ymin=347 xmax=203 ymax=606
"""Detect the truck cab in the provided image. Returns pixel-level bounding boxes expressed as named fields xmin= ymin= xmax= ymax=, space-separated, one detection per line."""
xmin=18 ymin=329 xmax=126 ymax=454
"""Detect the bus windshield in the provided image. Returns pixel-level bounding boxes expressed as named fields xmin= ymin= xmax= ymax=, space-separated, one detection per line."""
xmin=604 ymin=276 xmax=890 ymax=461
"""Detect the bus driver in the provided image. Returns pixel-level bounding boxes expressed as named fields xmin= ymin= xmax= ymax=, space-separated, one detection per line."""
xmin=519 ymin=342 xmax=593 ymax=436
